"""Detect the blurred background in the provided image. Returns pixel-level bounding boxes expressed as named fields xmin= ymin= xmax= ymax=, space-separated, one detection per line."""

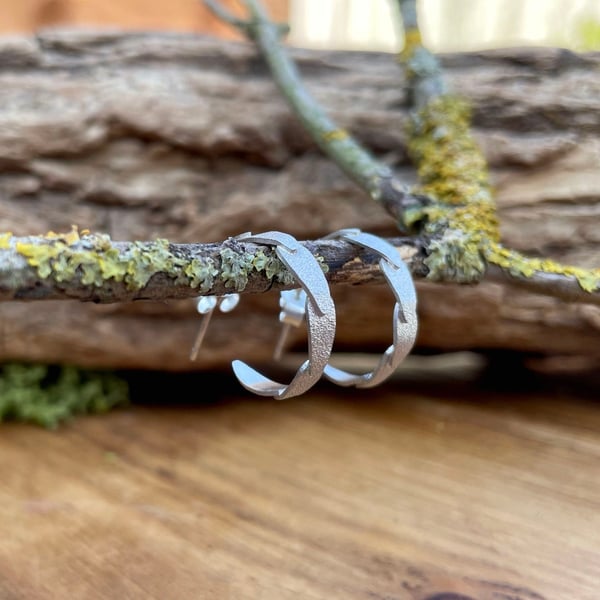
xmin=290 ymin=0 xmax=600 ymax=52
xmin=0 ymin=0 xmax=599 ymax=52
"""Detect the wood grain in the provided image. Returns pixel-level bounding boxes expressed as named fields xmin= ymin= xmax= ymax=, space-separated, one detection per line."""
xmin=0 ymin=360 xmax=598 ymax=599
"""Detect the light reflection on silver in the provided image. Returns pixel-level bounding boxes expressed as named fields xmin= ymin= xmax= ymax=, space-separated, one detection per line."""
xmin=322 ymin=228 xmax=418 ymax=388
xmin=231 ymin=231 xmax=336 ymax=400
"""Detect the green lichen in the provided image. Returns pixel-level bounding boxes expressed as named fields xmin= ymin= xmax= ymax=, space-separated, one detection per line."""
xmin=218 ymin=245 xmax=301 ymax=290
xmin=185 ymin=256 xmax=219 ymax=291
xmin=10 ymin=228 xmax=218 ymax=291
xmin=219 ymin=247 xmax=256 ymax=290
xmin=316 ymin=254 xmax=329 ymax=274
xmin=424 ymin=229 xmax=487 ymax=284
xmin=14 ymin=227 xmax=194 ymax=291
xmin=253 ymin=248 xmax=292 ymax=284
xmin=0 ymin=363 xmax=129 ymax=428
xmin=10 ymin=227 xmax=310 ymax=293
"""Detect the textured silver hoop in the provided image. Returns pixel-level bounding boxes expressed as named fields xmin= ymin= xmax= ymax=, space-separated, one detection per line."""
xmin=231 ymin=231 xmax=336 ymax=400
xmin=323 ymin=228 xmax=418 ymax=388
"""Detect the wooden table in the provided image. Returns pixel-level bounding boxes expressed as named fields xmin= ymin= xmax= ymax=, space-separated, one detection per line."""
xmin=0 ymin=356 xmax=598 ymax=599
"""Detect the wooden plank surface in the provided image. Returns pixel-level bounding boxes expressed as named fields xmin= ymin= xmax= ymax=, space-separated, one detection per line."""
xmin=0 ymin=358 xmax=599 ymax=599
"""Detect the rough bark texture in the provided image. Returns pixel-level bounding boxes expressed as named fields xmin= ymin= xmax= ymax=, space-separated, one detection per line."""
xmin=0 ymin=29 xmax=599 ymax=371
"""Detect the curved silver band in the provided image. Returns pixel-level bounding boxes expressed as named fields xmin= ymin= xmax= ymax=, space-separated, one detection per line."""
xmin=323 ymin=228 xmax=417 ymax=388
xmin=231 ymin=231 xmax=336 ymax=399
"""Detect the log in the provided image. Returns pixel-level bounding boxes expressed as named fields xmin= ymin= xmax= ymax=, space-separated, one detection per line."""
xmin=0 ymin=28 xmax=599 ymax=371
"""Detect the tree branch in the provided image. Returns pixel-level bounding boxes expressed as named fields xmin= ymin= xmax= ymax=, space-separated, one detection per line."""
xmin=202 ymin=0 xmax=600 ymax=303
xmin=0 ymin=229 xmax=427 ymax=303
xmin=397 ymin=0 xmax=447 ymax=107
xmin=203 ymin=0 xmax=427 ymax=227
xmin=396 ymin=0 xmax=600 ymax=296
xmin=3 ymin=227 xmax=599 ymax=307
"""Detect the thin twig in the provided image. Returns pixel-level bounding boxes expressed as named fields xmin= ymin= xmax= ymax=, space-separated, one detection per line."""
xmin=486 ymin=264 xmax=600 ymax=306
xmin=203 ymin=0 xmax=250 ymax=30
xmin=396 ymin=0 xmax=446 ymax=107
xmin=203 ymin=0 xmax=429 ymax=227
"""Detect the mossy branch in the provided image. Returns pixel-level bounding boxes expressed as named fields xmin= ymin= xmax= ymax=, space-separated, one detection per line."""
xmin=396 ymin=0 xmax=600 ymax=295
xmin=203 ymin=0 xmax=600 ymax=302
xmin=0 ymin=227 xmax=427 ymax=303
xmin=0 ymin=227 xmax=598 ymax=307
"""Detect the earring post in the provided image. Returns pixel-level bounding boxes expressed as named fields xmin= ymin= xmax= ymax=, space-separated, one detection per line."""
xmin=273 ymin=323 xmax=291 ymax=361
xmin=189 ymin=309 xmax=214 ymax=361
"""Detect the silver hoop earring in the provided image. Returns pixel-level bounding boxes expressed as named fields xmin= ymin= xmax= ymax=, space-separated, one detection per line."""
xmin=231 ymin=231 xmax=336 ymax=400
xmin=323 ymin=228 xmax=417 ymax=388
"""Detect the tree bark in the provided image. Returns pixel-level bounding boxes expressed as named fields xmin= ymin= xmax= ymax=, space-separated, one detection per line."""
xmin=0 ymin=29 xmax=599 ymax=371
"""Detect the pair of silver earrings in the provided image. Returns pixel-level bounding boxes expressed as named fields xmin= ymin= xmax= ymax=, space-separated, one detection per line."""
xmin=190 ymin=229 xmax=418 ymax=399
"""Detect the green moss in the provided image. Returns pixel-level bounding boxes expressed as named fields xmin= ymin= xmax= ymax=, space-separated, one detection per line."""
xmin=0 ymin=363 xmax=129 ymax=428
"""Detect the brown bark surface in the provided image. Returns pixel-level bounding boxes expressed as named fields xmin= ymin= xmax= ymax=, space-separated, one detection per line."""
xmin=0 ymin=29 xmax=599 ymax=371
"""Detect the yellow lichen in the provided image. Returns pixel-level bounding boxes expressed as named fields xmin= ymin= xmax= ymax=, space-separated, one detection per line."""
xmin=11 ymin=228 xmax=301 ymax=293
xmin=14 ymin=230 xmax=200 ymax=290
xmin=408 ymin=96 xmax=495 ymax=205
xmin=487 ymin=243 xmax=600 ymax=292
xmin=403 ymin=94 xmax=503 ymax=281
xmin=322 ymin=128 xmax=349 ymax=143
xmin=399 ymin=27 xmax=423 ymax=63
xmin=0 ymin=232 xmax=13 ymax=249
xmin=366 ymin=17 xmax=600 ymax=295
